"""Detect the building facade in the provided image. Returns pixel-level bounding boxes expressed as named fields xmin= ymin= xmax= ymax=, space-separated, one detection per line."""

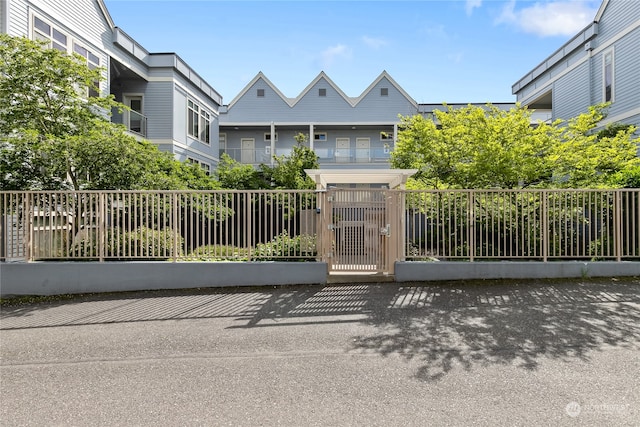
xmin=512 ymin=0 xmax=640 ymax=131
xmin=1 ymin=0 xmax=222 ymax=173
xmin=219 ymin=71 xmax=419 ymax=170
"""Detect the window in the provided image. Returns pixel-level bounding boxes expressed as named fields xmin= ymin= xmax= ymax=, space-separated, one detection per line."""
xmin=603 ymin=50 xmax=614 ymax=103
xmin=188 ymin=100 xmax=211 ymax=144
xmin=380 ymin=88 xmax=389 ymax=96
xmin=319 ymin=88 xmax=327 ymax=97
xmin=219 ymin=133 xmax=227 ymax=150
xmin=257 ymin=89 xmax=265 ymax=97
xmin=200 ymin=163 xmax=211 ymax=176
xmin=314 ymin=132 xmax=327 ymax=142
xmin=33 ymin=16 xmax=67 ymax=51
xmin=264 ymin=133 xmax=278 ymax=142
xmin=380 ymin=131 xmax=393 ymax=141
xmin=73 ymin=42 xmax=100 ymax=96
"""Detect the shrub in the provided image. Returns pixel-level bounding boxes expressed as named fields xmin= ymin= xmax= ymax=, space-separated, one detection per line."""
xmin=254 ymin=232 xmax=317 ymax=261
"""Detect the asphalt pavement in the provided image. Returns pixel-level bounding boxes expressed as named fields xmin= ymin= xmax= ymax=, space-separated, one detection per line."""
xmin=1 ymin=278 xmax=639 ymax=426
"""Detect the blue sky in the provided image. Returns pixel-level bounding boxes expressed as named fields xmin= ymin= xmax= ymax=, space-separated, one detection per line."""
xmin=103 ymin=0 xmax=602 ymax=104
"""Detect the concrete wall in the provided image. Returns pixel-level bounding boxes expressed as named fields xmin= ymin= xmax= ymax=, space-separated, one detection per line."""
xmin=2 ymin=261 xmax=639 ymax=297
xmin=395 ymin=261 xmax=640 ymax=282
xmin=0 ymin=262 xmax=327 ymax=296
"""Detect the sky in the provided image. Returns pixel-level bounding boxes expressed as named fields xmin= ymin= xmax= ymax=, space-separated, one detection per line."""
xmin=103 ymin=0 xmax=603 ymax=105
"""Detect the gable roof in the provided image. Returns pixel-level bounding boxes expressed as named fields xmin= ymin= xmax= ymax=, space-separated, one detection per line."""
xmin=97 ymin=0 xmax=116 ymax=29
xmin=226 ymin=70 xmax=417 ymax=109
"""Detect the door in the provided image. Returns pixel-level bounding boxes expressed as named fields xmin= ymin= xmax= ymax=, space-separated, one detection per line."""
xmin=241 ymin=138 xmax=255 ymax=164
xmin=335 ymin=138 xmax=350 ymax=163
xmin=355 ymin=138 xmax=370 ymax=163
xmin=322 ymin=188 xmax=399 ymax=274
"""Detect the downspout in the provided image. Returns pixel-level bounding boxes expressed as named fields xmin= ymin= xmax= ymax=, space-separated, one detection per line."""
xmin=1 ymin=0 xmax=10 ymax=34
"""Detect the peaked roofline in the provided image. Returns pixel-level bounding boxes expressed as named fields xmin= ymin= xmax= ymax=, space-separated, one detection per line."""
xmin=594 ymin=0 xmax=610 ymax=22
xmin=226 ymin=71 xmax=417 ymax=110
xmin=97 ymin=0 xmax=116 ymax=29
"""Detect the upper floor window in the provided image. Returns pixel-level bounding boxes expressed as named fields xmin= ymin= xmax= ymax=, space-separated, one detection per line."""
xmin=314 ymin=132 xmax=327 ymax=142
xmin=33 ymin=16 xmax=67 ymax=51
xmin=603 ymin=50 xmax=614 ymax=103
xmin=188 ymin=100 xmax=211 ymax=144
xmin=73 ymin=42 xmax=100 ymax=97
xmin=257 ymin=89 xmax=265 ymax=97
xmin=319 ymin=88 xmax=327 ymax=97
xmin=380 ymin=131 xmax=393 ymax=141
xmin=380 ymin=88 xmax=389 ymax=97
xmin=219 ymin=133 xmax=227 ymax=150
xmin=264 ymin=133 xmax=278 ymax=142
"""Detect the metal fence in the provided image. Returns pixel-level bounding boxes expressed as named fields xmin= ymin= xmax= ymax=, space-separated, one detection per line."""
xmin=1 ymin=189 xmax=638 ymax=262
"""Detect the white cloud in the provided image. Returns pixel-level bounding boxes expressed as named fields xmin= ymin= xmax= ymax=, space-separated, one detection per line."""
xmin=320 ymin=44 xmax=352 ymax=68
xmin=466 ymin=0 xmax=482 ymax=16
xmin=497 ymin=1 xmax=598 ymax=37
xmin=361 ymin=36 xmax=388 ymax=49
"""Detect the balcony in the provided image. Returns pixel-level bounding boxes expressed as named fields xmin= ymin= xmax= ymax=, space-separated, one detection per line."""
xmin=220 ymin=147 xmax=391 ymax=166
xmin=124 ymin=110 xmax=147 ymax=137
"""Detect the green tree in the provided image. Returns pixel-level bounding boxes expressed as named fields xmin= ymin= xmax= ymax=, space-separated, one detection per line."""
xmin=391 ymin=103 xmax=639 ymax=189
xmin=0 ymin=34 xmax=218 ymax=190
xmin=261 ymin=133 xmax=319 ymax=189
xmin=216 ymin=153 xmax=265 ymax=189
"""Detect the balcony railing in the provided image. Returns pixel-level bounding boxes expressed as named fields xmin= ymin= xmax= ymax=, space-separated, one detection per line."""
xmin=125 ymin=110 xmax=147 ymax=137
xmin=220 ymin=147 xmax=391 ymax=165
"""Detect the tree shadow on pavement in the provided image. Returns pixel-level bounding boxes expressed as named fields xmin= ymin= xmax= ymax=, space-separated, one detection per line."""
xmin=350 ymin=278 xmax=640 ymax=382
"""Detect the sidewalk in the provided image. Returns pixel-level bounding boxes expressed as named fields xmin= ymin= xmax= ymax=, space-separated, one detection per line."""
xmin=1 ymin=278 xmax=639 ymax=426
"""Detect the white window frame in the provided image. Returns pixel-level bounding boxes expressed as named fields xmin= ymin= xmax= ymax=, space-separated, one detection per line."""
xmin=188 ymin=99 xmax=211 ymax=145
xmin=603 ymin=49 xmax=615 ymax=103
xmin=219 ymin=133 xmax=227 ymax=150
xmin=380 ymin=131 xmax=394 ymax=141
xmin=264 ymin=132 xmax=278 ymax=142
xmin=314 ymin=132 xmax=327 ymax=142
xmin=31 ymin=14 xmax=102 ymax=97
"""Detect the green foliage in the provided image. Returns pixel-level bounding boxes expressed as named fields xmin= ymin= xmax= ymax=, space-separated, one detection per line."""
xmin=216 ymin=153 xmax=265 ymax=189
xmin=254 ymin=232 xmax=317 ymax=261
xmin=119 ymin=227 xmax=183 ymax=259
xmin=0 ymin=34 xmax=219 ymax=191
xmin=261 ymin=133 xmax=319 ymax=189
xmin=392 ymin=103 xmax=640 ymax=189
xmin=184 ymin=244 xmax=250 ymax=261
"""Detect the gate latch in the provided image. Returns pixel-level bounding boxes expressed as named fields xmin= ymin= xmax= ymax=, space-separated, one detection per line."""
xmin=380 ymin=224 xmax=391 ymax=237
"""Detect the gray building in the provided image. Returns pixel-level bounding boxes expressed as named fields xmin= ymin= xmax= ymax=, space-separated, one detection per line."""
xmin=1 ymin=0 xmax=222 ymax=173
xmin=512 ymin=0 xmax=640 ymax=131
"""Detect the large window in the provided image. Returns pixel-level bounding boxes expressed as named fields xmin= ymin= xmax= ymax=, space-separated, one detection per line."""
xmin=603 ymin=50 xmax=614 ymax=103
xmin=188 ymin=100 xmax=211 ymax=144
xmin=33 ymin=16 xmax=67 ymax=51
xmin=32 ymin=15 xmax=100 ymax=96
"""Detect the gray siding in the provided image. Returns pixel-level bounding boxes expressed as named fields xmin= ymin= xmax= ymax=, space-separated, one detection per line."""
xmin=145 ymin=81 xmax=173 ymax=139
xmin=553 ymin=62 xmax=590 ymax=121
xmin=223 ymin=75 xmax=416 ymax=124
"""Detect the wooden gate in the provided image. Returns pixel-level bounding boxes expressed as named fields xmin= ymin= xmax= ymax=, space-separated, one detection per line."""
xmin=320 ymin=189 xmax=402 ymax=275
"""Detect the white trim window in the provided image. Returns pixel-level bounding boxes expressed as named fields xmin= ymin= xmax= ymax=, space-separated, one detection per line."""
xmin=603 ymin=49 xmax=614 ymax=103
xmin=188 ymin=100 xmax=211 ymax=144
xmin=33 ymin=15 xmax=67 ymax=52
xmin=264 ymin=132 xmax=278 ymax=142
xmin=219 ymin=133 xmax=227 ymax=150
xmin=380 ymin=131 xmax=394 ymax=141
xmin=314 ymin=132 xmax=327 ymax=142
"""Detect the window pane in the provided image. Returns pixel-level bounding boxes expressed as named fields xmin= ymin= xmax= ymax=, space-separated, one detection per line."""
xmin=74 ymin=43 xmax=88 ymax=58
xmin=52 ymin=29 xmax=67 ymax=45
xmin=34 ymin=17 xmax=50 ymax=35
xmin=88 ymin=52 xmax=100 ymax=65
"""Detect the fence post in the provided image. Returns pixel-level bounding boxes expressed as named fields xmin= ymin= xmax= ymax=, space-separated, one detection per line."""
xmin=468 ymin=190 xmax=475 ymax=262
xmin=542 ymin=190 xmax=548 ymax=262
xmin=614 ymin=190 xmax=622 ymax=261
xmin=26 ymin=192 xmax=33 ymax=262
xmin=173 ymin=192 xmax=178 ymax=262
xmin=99 ymin=192 xmax=106 ymax=262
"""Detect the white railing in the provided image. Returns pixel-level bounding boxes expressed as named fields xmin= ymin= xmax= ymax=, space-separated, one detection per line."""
xmin=220 ymin=147 xmax=391 ymax=165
